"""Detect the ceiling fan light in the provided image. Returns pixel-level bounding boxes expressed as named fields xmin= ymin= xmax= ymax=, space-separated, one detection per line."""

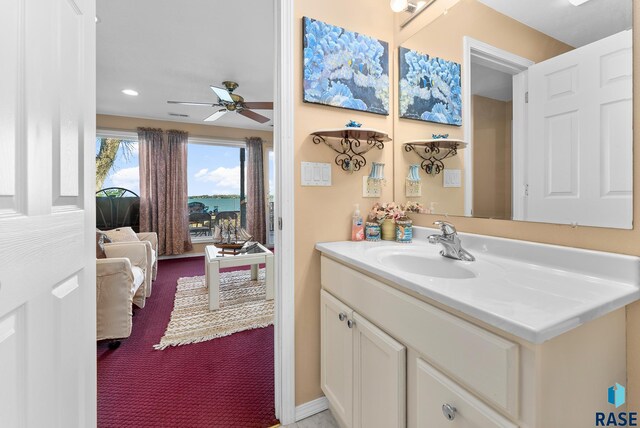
xmin=568 ymin=0 xmax=590 ymax=5
xmin=390 ymin=0 xmax=409 ymax=12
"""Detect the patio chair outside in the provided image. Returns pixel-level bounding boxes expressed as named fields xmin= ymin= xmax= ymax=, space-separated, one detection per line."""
xmin=189 ymin=212 xmax=212 ymax=236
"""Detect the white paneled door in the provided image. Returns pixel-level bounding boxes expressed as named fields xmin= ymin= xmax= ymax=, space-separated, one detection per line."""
xmin=523 ymin=30 xmax=632 ymax=228
xmin=0 ymin=0 xmax=96 ymax=427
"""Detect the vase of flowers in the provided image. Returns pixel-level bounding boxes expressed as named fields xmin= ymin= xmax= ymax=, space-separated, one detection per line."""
xmin=381 ymin=218 xmax=395 ymax=241
xmin=395 ymin=219 xmax=413 ymax=243
xmin=368 ymin=202 xmax=405 ymax=241
xmin=365 ymin=222 xmax=381 ymax=241
xmin=395 ymin=201 xmax=425 ymax=243
xmin=368 ymin=201 xmax=424 ymax=242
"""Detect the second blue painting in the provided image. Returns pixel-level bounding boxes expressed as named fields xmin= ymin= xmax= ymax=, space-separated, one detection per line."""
xmin=399 ymin=47 xmax=462 ymax=126
xmin=303 ymin=17 xmax=389 ymax=115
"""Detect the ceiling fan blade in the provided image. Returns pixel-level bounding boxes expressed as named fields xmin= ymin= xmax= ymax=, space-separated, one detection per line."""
xmin=238 ymin=109 xmax=270 ymax=124
xmin=204 ymin=109 xmax=228 ymax=122
xmin=242 ymin=101 xmax=274 ymax=110
xmin=167 ymin=101 xmax=218 ymax=106
xmin=210 ymin=86 xmax=234 ymax=103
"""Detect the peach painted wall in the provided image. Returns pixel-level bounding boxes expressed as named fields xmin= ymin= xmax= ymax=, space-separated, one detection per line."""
xmin=472 ymin=95 xmax=511 ymax=220
xmin=293 ymin=0 xmax=396 ymax=405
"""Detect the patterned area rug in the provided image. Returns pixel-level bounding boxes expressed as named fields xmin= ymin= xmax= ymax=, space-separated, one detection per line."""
xmin=154 ymin=269 xmax=274 ymax=350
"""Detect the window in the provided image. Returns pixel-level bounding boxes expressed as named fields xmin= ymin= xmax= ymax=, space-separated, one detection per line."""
xmin=95 ymin=136 xmax=140 ymax=195
xmin=96 ymin=134 xmax=249 ymax=240
xmin=187 ymin=143 xmax=243 ymax=213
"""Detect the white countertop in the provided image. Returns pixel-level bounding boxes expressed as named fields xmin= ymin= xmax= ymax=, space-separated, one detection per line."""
xmin=315 ymin=228 xmax=640 ymax=343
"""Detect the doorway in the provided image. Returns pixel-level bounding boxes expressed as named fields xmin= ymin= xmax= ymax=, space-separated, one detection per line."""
xmin=462 ymin=37 xmax=533 ymax=217
xmin=94 ymin=0 xmax=296 ymax=426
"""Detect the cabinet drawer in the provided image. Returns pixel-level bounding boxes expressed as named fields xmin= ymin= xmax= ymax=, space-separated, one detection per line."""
xmin=415 ymin=358 xmax=518 ymax=428
xmin=321 ymin=256 xmax=519 ymax=417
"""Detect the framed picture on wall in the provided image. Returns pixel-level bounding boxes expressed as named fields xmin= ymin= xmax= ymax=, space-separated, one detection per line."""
xmin=398 ymin=46 xmax=462 ymax=126
xmin=302 ymin=17 xmax=389 ymax=115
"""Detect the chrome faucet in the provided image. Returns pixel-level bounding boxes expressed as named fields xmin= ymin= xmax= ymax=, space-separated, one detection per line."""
xmin=428 ymin=221 xmax=475 ymax=262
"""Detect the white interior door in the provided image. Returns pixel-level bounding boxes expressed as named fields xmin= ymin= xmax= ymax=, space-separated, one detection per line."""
xmin=0 ymin=0 xmax=96 ymax=426
xmin=524 ymin=30 xmax=632 ymax=228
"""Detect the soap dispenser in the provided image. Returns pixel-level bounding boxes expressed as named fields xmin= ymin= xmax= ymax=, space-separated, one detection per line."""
xmin=351 ymin=204 xmax=364 ymax=241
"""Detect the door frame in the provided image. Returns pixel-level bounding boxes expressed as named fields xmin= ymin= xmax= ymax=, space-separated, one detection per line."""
xmin=274 ymin=0 xmax=296 ymax=424
xmin=462 ymin=37 xmax=534 ymax=216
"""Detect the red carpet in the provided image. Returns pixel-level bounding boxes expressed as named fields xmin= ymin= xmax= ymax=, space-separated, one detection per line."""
xmin=97 ymin=257 xmax=278 ymax=428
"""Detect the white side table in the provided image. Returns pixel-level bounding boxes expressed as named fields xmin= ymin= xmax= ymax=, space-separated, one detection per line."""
xmin=204 ymin=243 xmax=274 ymax=311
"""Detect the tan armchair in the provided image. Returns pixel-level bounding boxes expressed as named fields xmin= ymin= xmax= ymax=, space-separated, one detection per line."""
xmin=96 ymin=241 xmax=149 ymax=343
xmin=103 ymin=232 xmax=158 ymax=298
xmin=136 ymin=232 xmax=158 ymax=288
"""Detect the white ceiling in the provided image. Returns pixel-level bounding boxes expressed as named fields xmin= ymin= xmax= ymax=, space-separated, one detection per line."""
xmin=471 ymin=62 xmax=513 ymax=101
xmin=478 ymin=0 xmax=631 ymax=48
xmin=96 ymin=0 xmax=274 ymax=130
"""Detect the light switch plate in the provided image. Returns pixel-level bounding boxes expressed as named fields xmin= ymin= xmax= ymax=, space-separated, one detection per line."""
xmin=363 ymin=176 xmax=382 ymax=197
xmin=301 ymin=162 xmax=332 ymax=186
xmin=443 ymin=169 xmax=461 ymax=188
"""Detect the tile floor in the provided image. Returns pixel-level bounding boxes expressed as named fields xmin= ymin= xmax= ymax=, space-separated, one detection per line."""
xmin=282 ymin=410 xmax=339 ymax=428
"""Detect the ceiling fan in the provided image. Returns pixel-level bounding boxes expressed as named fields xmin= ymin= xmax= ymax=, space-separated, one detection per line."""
xmin=167 ymin=81 xmax=273 ymax=124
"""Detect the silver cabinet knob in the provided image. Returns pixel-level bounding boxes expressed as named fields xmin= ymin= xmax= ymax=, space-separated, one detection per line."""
xmin=442 ymin=403 xmax=457 ymax=421
xmin=347 ymin=319 xmax=355 ymax=329
xmin=338 ymin=312 xmax=347 ymax=322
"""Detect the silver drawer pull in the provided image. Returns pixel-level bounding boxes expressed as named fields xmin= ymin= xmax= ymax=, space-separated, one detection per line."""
xmin=338 ymin=312 xmax=347 ymax=322
xmin=347 ymin=319 xmax=355 ymax=328
xmin=442 ymin=403 xmax=457 ymax=421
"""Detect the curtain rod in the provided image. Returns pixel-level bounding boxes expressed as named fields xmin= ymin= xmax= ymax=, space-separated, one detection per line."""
xmin=97 ymin=128 xmax=272 ymax=144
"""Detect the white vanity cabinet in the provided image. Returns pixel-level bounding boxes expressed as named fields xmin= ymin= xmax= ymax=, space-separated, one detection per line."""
xmin=319 ymin=254 xmax=627 ymax=428
xmin=321 ymin=290 xmax=406 ymax=428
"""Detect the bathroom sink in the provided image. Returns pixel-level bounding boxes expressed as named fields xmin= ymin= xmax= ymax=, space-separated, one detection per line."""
xmin=378 ymin=253 xmax=476 ymax=279
xmin=316 ymin=234 xmax=640 ymax=343
xmin=366 ymin=246 xmax=479 ymax=280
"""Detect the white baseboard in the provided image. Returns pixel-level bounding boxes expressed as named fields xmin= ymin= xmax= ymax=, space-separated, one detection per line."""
xmin=295 ymin=396 xmax=329 ymax=422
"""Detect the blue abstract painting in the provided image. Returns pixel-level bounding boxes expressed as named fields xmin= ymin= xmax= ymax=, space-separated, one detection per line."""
xmin=399 ymin=47 xmax=462 ymax=126
xmin=303 ymin=17 xmax=389 ymax=115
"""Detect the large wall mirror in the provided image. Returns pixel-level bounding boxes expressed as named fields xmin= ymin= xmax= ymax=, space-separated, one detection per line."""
xmin=393 ymin=0 xmax=633 ymax=229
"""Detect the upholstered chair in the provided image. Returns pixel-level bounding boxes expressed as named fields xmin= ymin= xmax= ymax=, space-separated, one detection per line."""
xmin=96 ymin=242 xmax=149 ymax=345
xmin=102 ymin=231 xmax=158 ymax=298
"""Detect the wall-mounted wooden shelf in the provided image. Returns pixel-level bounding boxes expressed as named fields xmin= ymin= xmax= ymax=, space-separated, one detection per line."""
xmin=311 ymin=127 xmax=391 ymax=172
xmin=403 ymin=139 xmax=467 ymax=175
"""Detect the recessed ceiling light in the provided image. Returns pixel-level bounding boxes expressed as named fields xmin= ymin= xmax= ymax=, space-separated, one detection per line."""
xmin=95 ymin=16 xmax=100 ymax=23
xmin=122 ymin=89 xmax=139 ymax=96
xmin=568 ymin=0 xmax=590 ymax=5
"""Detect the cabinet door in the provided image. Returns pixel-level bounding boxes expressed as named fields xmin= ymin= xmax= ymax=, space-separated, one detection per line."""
xmin=415 ymin=358 xmax=517 ymax=428
xmin=353 ymin=313 xmax=406 ymax=428
xmin=321 ymin=290 xmax=354 ymax=428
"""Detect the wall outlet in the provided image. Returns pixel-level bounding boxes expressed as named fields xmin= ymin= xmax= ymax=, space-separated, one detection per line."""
xmin=443 ymin=169 xmax=461 ymax=188
xmin=301 ymin=162 xmax=331 ymax=186
xmin=363 ymin=176 xmax=382 ymax=197
xmin=405 ymin=179 xmax=422 ymax=197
